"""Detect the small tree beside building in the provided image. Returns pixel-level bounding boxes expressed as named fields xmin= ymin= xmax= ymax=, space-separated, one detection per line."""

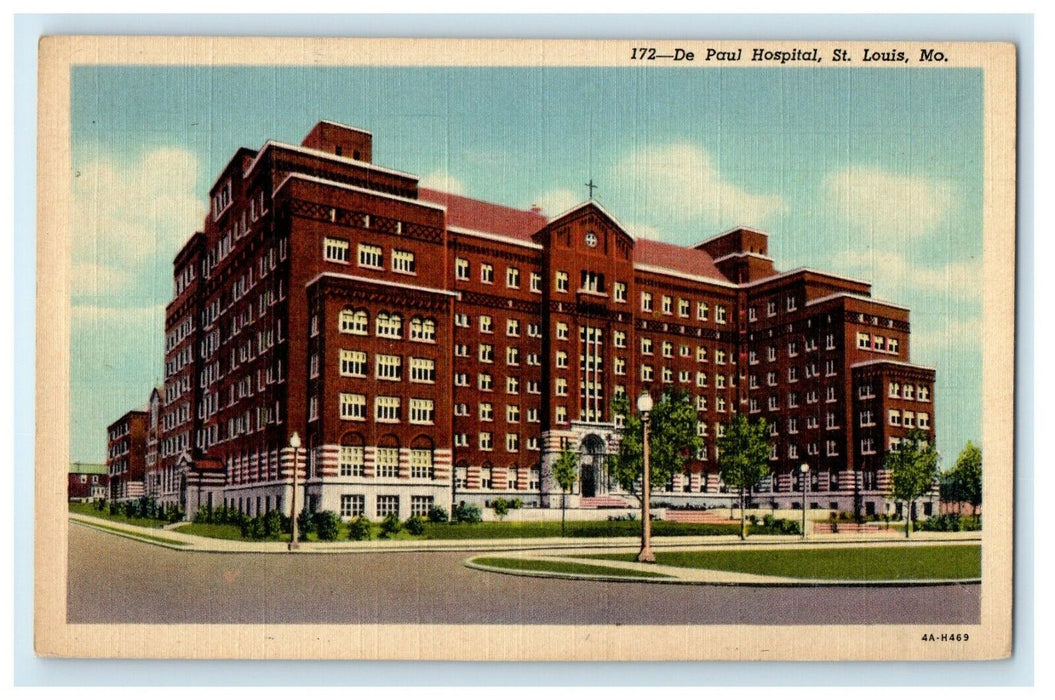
xmin=552 ymin=447 xmax=579 ymax=537
xmin=716 ymin=413 xmax=771 ymax=540
xmin=885 ymin=429 xmax=941 ymax=538
xmin=941 ymin=441 xmax=982 ymax=516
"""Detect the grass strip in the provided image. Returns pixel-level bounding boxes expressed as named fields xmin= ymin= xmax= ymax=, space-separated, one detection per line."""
xmin=473 ymin=556 xmax=670 ymax=579
xmin=589 ymin=545 xmax=980 ymax=580
xmin=76 ymin=520 xmax=188 ymax=547
xmin=68 ymin=502 xmax=172 ymax=529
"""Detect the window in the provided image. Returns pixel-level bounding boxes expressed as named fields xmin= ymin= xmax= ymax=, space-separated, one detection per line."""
xmin=825 ymin=359 xmax=837 ymax=376
xmin=873 ymin=336 xmax=886 ymax=351
xmin=391 ymin=249 xmax=416 ymax=274
xmin=641 ymin=291 xmax=653 ymax=312
xmin=530 ymin=272 xmax=542 ymax=293
xmin=506 ymin=347 xmax=520 ymax=365
xmin=339 ymin=309 xmax=369 ymax=335
xmin=375 ymin=396 xmax=401 ymax=422
xmin=340 ymin=350 xmax=367 ymax=377
xmin=640 ymin=337 xmax=653 ymax=355
xmin=768 ymin=396 xmax=779 ymax=411
xmin=888 ymin=337 xmax=900 ymax=354
xmin=410 ymin=357 xmax=435 ymax=383
xmin=555 ymin=377 xmax=568 ymax=396
xmin=662 ymin=295 xmax=673 ymax=314
xmin=860 ymin=410 xmax=875 ymax=427
xmin=454 ymin=372 xmax=469 ymax=387
xmin=715 ymin=374 xmax=726 ymax=389
xmin=715 ymin=305 xmax=727 ymax=324
xmin=478 ymin=373 xmax=493 ymax=391
xmin=581 ymin=270 xmax=604 ymax=293
xmin=888 ymin=409 xmax=901 ymax=426
xmin=678 ymin=298 xmax=690 ymax=317
xmin=481 ymin=264 xmax=494 ymax=284
xmin=339 ymin=393 xmax=366 ymax=420
xmin=679 ymin=370 xmax=690 ymax=383
xmin=696 ymin=372 xmax=708 ymax=387
xmin=826 ymin=333 xmax=836 ymax=350
xmin=479 ymin=344 xmax=494 ymax=363
xmin=506 ymin=319 xmax=520 ymax=337
xmin=788 ymin=367 xmax=799 ymax=382
xmin=641 ymin=365 xmax=654 ymax=381
xmin=918 ymin=386 xmax=930 ymax=402
xmin=614 ymin=282 xmax=627 ymax=302
xmin=376 ymin=495 xmax=399 ymax=517
xmin=860 ymin=439 xmax=876 ymax=455
xmin=614 ymin=331 xmax=627 ymax=348
xmin=479 ymin=402 xmax=494 ymax=421
xmin=903 ymin=384 xmax=915 ymax=400
xmin=680 ymin=344 xmax=691 ymax=358
xmin=826 ymin=412 xmax=838 ymax=429
xmin=455 ymin=257 xmax=470 ymax=280
xmin=479 ymin=432 xmax=494 ymax=450
xmin=376 ymin=354 xmax=402 ymax=381
xmin=889 ymin=381 xmax=901 ymax=398
xmin=506 ymin=404 xmax=520 ymax=423
xmin=506 ymin=266 xmax=520 ymax=288
xmin=788 ymin=341 xmax=799 ymax=357
xmin=556 ymin=351 xmax=568 ymax=368
xmin=506 ymin=433 xmax=520 ymax=452
xmin=767 ymin=300 xmax=777 ymax=317
xmin=479 ymin=315 xmax=494 ymax=333
xmin=410 ymin=317 xmax=436 ymax=342
xmin=662 ymin=341 xmax=674 ymax=358
xmin=411 ymin=495 xmax=434 ymax=516
xmin=614 ymin=357 xmax=627 ymax=375
xmin=376 ymin=313 xmax=402 ymax=338
xmin=409 ymin=399 xmax=435 ymax=424
xmin=555 ymin=271 xmax=569 ymax=292
xmin=662 ymin=367 xmax=674 ymax=383
xmin=918 ymin=412 xmax=930 ymax=429
xmin=786 ymin=295 xmax=798 ymax=312
xmin=697 ymin=395 xmax=708 ymax=411
xmin=358 ymin=243 xmax=383 ymax=269
xmin=339 ymin=446 xmax=365 ymax=477
xmin=748 ymin=307 xmax=758 ymax=322
xmin=555 ymin=405 xmax=568 ymax=423
xmin=340 ymin=494 xmax=365 ymax=517
xmin=324 ymin=237 xmax=350 ymax=263
xmin=556 ymin=322 xmax=569 ymax=340
xmin=698 ymin=346 xmax=709 ymax=363
xmin=826 ymin=386 xmax=837 ymax=402
xmin=826 ymin=440 xmax=839 ymax=457
xmin=857 ymin=332 xmax=871 ymax=349
xmin=858 ymin=384 xmax=875 ymax=399
xmin=788 ymin=417 xmax=799 ymax=434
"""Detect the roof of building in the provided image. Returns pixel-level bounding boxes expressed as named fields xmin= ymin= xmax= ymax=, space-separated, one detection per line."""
xmin=418 ymin=187 xmax=548 ymax=240
xmin=70 ymin=462 xmax=107 ymax=475
xmin=634 ymin=238 xmax=730 ymax=282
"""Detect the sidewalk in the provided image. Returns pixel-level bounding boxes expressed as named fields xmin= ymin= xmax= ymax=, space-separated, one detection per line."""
xmin=69 ymin=512 xmax=980 ymax=555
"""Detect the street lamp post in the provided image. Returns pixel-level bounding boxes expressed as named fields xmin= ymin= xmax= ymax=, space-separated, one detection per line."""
xmin=800 ymin=463 xmax=810 ymax=539
xmin=289 ymin=431 xmax=301 ymax=551
xmin=637 ymin=391 xmax=655 ymax=564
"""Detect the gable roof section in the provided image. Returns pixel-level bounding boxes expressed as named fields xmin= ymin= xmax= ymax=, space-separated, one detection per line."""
xmin=634 ymin=238 xmax=731 ymax=283
xmin=418 ymin=187 xmax=548 ymax=240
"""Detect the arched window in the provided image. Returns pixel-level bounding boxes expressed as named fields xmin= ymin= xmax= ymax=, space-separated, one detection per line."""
xmin=338 ymin=432 xmax=365 ymax=477
xmin=376 ymin=312 xmax=402 ymax=338
xmin=410 ymin=435 xmax=434 ymax=479
xmin=376 ymin=434 xmax=401 ymax=478
xmin=410 ymin=317 xmax=436 ymax=342
xmin=339 ymin=308 xmax=368 ymax=335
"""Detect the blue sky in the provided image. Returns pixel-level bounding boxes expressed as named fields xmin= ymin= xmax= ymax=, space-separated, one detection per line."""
xmin=70 ymin=65 xmax=983 ymax=466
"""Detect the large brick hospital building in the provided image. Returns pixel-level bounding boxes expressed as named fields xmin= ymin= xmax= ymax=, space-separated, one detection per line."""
xmin=106 ymin=121 xmax=936 ymax=520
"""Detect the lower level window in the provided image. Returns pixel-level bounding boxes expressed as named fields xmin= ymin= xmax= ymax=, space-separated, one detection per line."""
xmin=411 ymin=495 xmax=434 ymax=517
xmin=340 ymin=494 xmax=365 ymax=518
xmin=376 ymin=447 xmax=400 ymax=478
xmin=339 ymin=446 xmax=365 ymax=476
xmin=377 ymin=495 xmax=399 ymax=518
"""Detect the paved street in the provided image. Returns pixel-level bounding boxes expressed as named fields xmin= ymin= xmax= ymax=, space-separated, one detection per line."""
xmin=68 ymin=522 xmax=980 ymax=626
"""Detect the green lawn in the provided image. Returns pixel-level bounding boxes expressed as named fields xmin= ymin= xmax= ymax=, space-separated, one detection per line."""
xmin=68 ymin=501 xmax=173 ymax=529
xmin=75 ymin=520 xmax=188 ymax=546
xmin=421 ymin=520 xmax=742 ymax=540
xmin=589 ymin=545 xmax=981 ymax=580
xmin=473 ymin=557 xmax=670 ymax=579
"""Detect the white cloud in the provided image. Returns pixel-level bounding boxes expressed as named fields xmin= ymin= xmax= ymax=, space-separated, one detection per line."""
xmin=418 ymin=170 xmax=467 ymax=196
xmin=530 ymin=188 xmax=580 ymax=217
xmin=832 ymin=249 xmax=981 ymax=300
xmin=824 ymin=166 xmax=957 ymax=239
xmin=73 ymin=146 xmax=203 ymax=297
xmin=612 ymin=142 xmax=786 ymax=229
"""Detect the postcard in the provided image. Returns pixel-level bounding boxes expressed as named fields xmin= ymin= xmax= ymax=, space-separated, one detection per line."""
xmin=35 ymin=37 xmax=1015 ymax=661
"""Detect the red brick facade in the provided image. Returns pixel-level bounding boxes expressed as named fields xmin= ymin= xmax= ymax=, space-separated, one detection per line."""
xmin=106 ymin=410 xmax=147 ymax=501
xmin=134 ymin=121 xmax=937 ymax=520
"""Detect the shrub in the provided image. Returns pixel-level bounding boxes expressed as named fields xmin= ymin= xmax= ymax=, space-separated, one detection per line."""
xmin=262 ymin=508 xmax=287 ymax=537
xmin=165 ymin=504 xmax=184 ymax=523
xmin=404 ymin=514 xmax=426 ymax=536
xmin=762 ymin=514 xmax=775 ymax=529
xmin=194 ymin=506 xmax=211 ymax=523
xmin=748 ymin=514 xmax=758 ymax=525
xmin=240 ymin=516 xmax=265 ymax=540
xmin=492 ymin=498 xmax=510 ymax=520
xmin=348 ymin=516 xmax=372 ymax=541
xmin=779 ymin=519 xmax=802 ymax=536
xmin=95 ymin=498 xmax=107 ymax=512
xmin=511 ymin=498 xmax=524 ymax=510
xmin=427 ymin=505 xmax=449 ymax=523
xmin=297 ymin=508 xmax=316 ymax=536
xmin=453 ymin=502 xmax=482 ymax=524
xmin=379 ymin=513 xmax=402 ymax=538
xmin=313 ymin=510 xmax=341 ymax=541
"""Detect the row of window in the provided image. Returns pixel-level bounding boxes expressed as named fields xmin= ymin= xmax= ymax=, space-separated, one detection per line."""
xmin=336 ymin=446 xmax=436 ymax=479
xmin=856 ymin=332 xmax=901 ymax=355
xmin=455 ymin=258 xmax=542 ymax=291
xmin=331 ymin=309 xmax=436 ymax=342
xmin=453 ymin=432 xmax=539 ymax=452
xmin=454 ymin=467 xmax=541 ymax=491
xmin=323 ymin=237 xmax=418 ymax=275
xmin=335 ymin=393 xmax=435 ymax=424
xmin=340 ymin=494 xmax=435 ymax=518
xmin=640 ymin=292 xmax=727 ymax=323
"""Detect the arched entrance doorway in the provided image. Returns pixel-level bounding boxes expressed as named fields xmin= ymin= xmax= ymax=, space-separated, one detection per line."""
xmin=579 ymin=434 xmax=606 ymax=498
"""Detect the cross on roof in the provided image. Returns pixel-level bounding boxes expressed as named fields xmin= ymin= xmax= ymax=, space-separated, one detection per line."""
xmin=585 ymin=179 xmax=597 ymax=199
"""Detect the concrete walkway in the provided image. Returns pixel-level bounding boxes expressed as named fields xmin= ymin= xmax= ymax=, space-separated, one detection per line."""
xmin=69 ymin=512 xmax=980 ymax=557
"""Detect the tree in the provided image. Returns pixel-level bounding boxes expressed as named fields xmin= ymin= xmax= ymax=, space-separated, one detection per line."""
xmin=552 ymin=447 xmax=579 ymax=537
xmin=885 ymin=429 xmax=941 ymax=538
xmin=716 ymin=413 xmax=771 ymax=540
xmin=608 ymin=389 xmax=703 ymax=503
xmin=944 ymin=441 xmax=982 ymax=516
